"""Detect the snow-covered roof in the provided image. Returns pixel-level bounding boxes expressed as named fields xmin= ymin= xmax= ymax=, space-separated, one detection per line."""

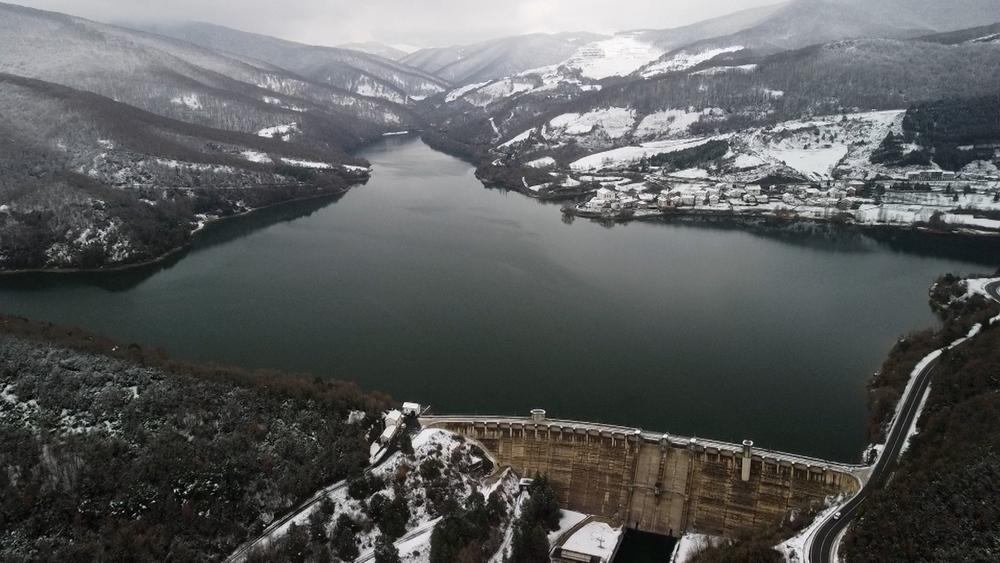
xmin=559 ymin=521 xmax=623 ymax=562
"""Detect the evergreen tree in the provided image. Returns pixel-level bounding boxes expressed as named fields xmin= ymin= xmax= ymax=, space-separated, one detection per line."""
xmin=510 ymin=522 xmax=550 ymax=563
xmin=374 ymin=533 xmax=402 ymax=563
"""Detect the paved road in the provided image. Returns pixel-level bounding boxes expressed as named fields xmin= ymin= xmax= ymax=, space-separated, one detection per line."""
xmin=985 ymin=280 xmax=1000 ymax=302
xmin=810 ymin=279 xmax=1000 ymax=563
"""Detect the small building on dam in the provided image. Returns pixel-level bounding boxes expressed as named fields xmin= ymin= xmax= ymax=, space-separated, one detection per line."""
xmin=422 ymin=409 xmax=863 ymax=539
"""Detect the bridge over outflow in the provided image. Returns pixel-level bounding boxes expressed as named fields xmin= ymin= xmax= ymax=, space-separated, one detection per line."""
xmin=421 ymin=413 xmax=865 ymax=538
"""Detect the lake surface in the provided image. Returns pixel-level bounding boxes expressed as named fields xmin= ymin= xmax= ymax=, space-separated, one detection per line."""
xmin=2 ymin=135 xmax=997 ymax=462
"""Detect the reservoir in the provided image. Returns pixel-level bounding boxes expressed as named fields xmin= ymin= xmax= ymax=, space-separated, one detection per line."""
xmin=1 ymin=135 xmax=996 ymax=463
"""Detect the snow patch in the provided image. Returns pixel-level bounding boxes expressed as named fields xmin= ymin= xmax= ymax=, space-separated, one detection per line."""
xmin=170 ymin=94 xmax=203 ymax=110
xmin=671 ymin=533 xmax=721 ymax=563
xmin=548 ymin=108 xmax=635 ymax=139
xmin=526 ymin=157 xmax=557 ymax=169
xmin=641 ymin=46 xmax=744 ymax=78
xmin=280 ymin=158 xmax=333 ymax=169
xmin=257 ymin=123 xmax=298 ymax=142
xmin=241 ymin=151 xmax=272 ymax=164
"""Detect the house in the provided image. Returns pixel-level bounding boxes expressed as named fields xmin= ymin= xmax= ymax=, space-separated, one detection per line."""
xmin=378 ymin=425 xmax=397 ymax=445
xmin=746 ymin=185 xmax=763 ymax=197
xmin=595 ymin=187 xmax=616 ymax=201
xmin=402 ymin=402 xmax=422 ymax=417
xmin=385 ymin=409 xmax=404 ymax=427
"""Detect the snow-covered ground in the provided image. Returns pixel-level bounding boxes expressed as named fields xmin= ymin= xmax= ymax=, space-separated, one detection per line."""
xmin=257 ymin=123 xmax=298 ymax=141
xmin=562 ymin=34 xmax=665 ymax=80
xmin=280 ymin=158 xmax=333 ymax=169
xmin=776 ymin=496 xmax=850 ymax=563
xmin=231 ymin=427 xmax=519 ymax=563
xmin=547 ymin=510 xmax=588 ymax=544
xmin=241 ymin=151 xmax=272 ymax=164
xmin=634 ymin=108 xmax=723 ymax=141
xmin=899 ymin=383 xmax=932 ymax=458
xmin=570 ymin=136 xmax=723 ymax=171
xmin=641 ymin=46 xmax=744 ymax=78
xmin=548 ymin=108 xmax=636 ymax=140
xmin=671 ymin=533 xmax=721 ymax=563
xmin=171 ymin=94 xmax=203 ymax=110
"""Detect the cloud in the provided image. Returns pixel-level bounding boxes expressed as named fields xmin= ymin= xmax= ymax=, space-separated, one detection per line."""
xmin=7 ymin=0 xmax=781 ymax=47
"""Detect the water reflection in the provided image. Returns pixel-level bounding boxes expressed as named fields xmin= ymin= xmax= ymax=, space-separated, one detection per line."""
xmin=587 ymin=216 xmax=1000 ymax=267
xmin=0 ymin=193 xmax=344 ymax=292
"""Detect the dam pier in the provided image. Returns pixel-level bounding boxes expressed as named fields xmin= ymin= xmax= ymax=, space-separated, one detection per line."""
xmin=422 ymin=411 xmax=865 ymax=538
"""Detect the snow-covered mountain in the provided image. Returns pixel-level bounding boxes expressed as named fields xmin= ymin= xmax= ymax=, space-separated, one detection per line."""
xmin=401 ymin=32 xmax=606 ymax=86
xmin=0 ymin=71 xmax=370 ymax=271
xmin=129 ymin=21 xmax=450 ymax=102
xmin=0 ymin=2 xmax=405 ymax=272
xmin=337 ymin=41 xmax=413 ymax=61
xmin=916 ymin=22 xmax=1000 ymax=45
xmin=0 ymin=3 xmax=419 ymax=138
xmin=637 ymin=0 xmax=1000 ymax=79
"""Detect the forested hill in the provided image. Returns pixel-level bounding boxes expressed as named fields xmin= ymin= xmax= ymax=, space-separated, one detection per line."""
xmin=0 ymin=2 xmax=418 ymax=272
xmin=844 ymin=285 xmax=1000 ymax=562
xmin=0 ymin=314 xmax=393 ymax=562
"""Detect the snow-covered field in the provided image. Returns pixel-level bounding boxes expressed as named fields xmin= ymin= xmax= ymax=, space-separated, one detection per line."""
xmin=641 ymin=46 xmax=744 ymax=78
xmin=570 ymin=136 xmax=723 ymax=171
xmin=547 ymin=108 xmax=636 ymax=140
xmin=562 ymin=34 xmax=665 ymax=80
xmin=257 ymin=123 xmax=298 ymax=141
xmin=634 ymin=108 xmax=723 ymax=141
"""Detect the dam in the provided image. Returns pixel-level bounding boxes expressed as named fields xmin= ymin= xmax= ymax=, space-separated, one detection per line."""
xmin=422 ymin=411 xmax=864 ymax=538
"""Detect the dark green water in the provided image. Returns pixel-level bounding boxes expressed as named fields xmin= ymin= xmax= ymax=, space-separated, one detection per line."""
xmin=2 ymin=135 xmax=997 ymax=462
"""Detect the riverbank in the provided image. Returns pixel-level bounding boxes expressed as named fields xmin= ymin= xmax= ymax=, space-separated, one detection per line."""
xmin=0 ymin=185 xmax=355 ymax=277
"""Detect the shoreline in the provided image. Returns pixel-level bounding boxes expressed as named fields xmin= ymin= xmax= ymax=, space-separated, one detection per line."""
xmin=566 ymin=206 xmax=1000 ymax=238
xmin=0 ymin=186 xmax=353 ymax=277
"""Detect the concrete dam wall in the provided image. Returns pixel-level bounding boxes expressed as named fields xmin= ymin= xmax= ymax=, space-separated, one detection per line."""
xmin=423 ymin=414 xmax=862 ymax=538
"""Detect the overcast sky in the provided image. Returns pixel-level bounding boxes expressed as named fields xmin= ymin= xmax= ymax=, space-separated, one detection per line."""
xmin=10 ymin=0 xmax=782 ymax=48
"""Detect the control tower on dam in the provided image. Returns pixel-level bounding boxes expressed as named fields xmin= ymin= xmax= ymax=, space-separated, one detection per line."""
xmin=421 ymin=410 xmax=865 ymax=538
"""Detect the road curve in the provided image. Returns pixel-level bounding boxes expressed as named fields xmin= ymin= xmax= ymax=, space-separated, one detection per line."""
xmin=810 ymin=278 xmax=1000 ymax=563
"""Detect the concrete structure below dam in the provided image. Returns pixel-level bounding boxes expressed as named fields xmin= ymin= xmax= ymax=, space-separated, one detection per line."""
xmin=421 ymin=411 xmax=865 ymax=538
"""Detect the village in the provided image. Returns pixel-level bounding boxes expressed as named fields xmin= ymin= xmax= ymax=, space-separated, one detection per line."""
xmin=566 ymin=169 xmax=1000 ymax=234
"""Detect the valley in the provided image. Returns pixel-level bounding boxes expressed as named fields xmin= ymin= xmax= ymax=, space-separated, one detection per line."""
xmin=2 ymin=0 xmax=1000 ymax=561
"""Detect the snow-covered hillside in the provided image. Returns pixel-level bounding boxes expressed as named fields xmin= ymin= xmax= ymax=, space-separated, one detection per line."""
xmin=560 ymin=34 xmax=665 ymax=80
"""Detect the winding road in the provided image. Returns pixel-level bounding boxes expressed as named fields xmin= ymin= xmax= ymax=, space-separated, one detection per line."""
xmin=808 ymin=279 xmax=1000 ymax=563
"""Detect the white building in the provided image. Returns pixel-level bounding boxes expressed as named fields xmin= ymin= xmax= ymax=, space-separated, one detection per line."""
xmin=595 ymin=187 xmax=616 ymax=201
